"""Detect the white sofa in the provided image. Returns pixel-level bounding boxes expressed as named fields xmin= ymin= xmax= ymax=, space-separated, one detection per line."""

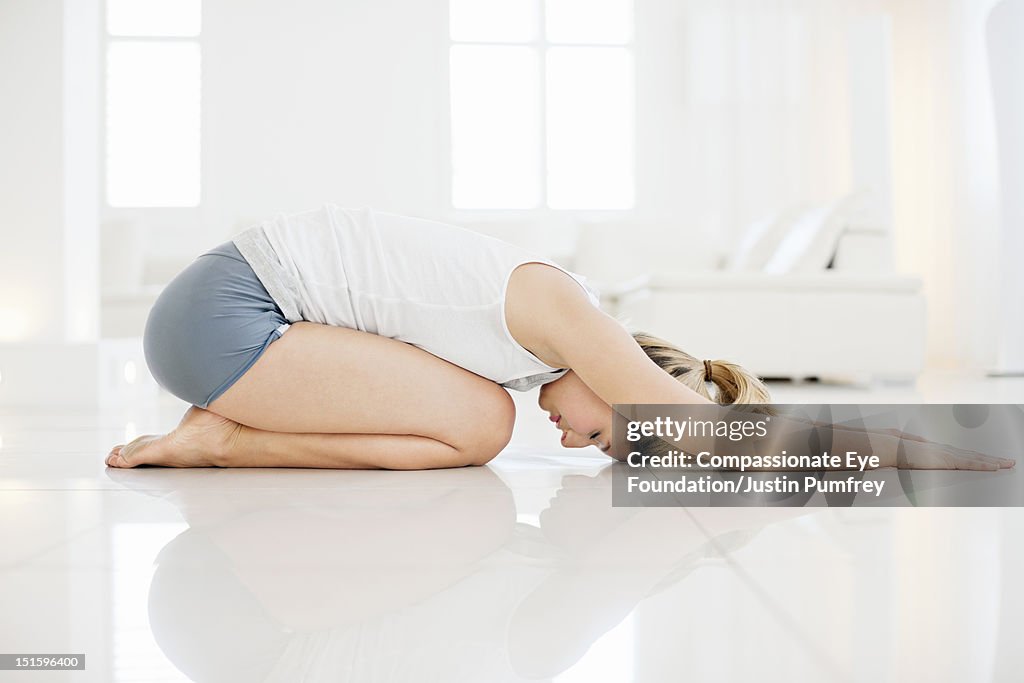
xmin=576 ymin=198 xmax=927 ymax=384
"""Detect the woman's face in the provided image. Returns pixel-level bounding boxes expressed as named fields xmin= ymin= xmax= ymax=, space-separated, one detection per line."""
xmin=538 ymin=371 xmax=615 ymax=456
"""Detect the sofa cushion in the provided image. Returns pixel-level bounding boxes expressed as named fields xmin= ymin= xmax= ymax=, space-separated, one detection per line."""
xmin=763 ymin=193 xmax=863 ymax=273
xmin=727 ymin=205 xmax=808 ymax=271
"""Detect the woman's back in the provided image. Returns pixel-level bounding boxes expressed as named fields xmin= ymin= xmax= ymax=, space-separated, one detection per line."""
xmin=232 ymin=204 xmax=601 ymax=389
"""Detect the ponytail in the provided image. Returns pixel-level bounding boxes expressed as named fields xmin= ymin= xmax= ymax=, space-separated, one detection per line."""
xmin=631 ymin=331 xmax=774 ymax=413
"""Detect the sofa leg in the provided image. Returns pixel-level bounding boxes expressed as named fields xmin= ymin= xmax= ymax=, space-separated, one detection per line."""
xmin=768 ymin=375 xmax=838 ymax=384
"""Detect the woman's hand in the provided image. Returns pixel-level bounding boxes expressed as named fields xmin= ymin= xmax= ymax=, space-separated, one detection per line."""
xmin=811 ymin=422 xmax=1015 ymax=471
xmin=890 ymin=435 xmax=1015 ymax=471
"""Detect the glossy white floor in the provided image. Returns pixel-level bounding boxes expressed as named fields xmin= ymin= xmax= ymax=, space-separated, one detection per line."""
xmin=2 ymin=370 xmax=1024 ymax=682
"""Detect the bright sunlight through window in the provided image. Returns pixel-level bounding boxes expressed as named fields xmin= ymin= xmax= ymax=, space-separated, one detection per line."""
xmin=449 ymin=0 xmax=635 ymax=211
xmin=105 ymin=0 xmax=201 ymax=207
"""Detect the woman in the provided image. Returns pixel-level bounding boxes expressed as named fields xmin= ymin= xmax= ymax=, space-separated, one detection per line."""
xmin=106 ymin=205 xmax=1014 ymax=472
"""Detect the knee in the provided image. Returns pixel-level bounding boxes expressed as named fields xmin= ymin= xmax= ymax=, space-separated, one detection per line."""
xmin=462 ymin=388 xmax=516 ymax=466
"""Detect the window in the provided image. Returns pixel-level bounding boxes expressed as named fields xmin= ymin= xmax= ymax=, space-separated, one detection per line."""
xmin=449 ymin=0 xmax=635 ymax=211
xmin=104 ymin=0 xmax=202 ymax=207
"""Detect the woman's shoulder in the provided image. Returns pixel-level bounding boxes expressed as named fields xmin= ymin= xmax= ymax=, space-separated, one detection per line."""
xmin=505 ymin=262 xmax=598 ymax=369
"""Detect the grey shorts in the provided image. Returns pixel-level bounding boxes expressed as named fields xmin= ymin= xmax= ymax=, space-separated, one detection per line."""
xmin=143 ymin=241 xmax=291 ymax=408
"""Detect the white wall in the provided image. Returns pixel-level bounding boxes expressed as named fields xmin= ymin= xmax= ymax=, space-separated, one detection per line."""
xmin=986 ymin=0 xmax=1024 ymax=373
xmin=64 ymin=0 xmax=101 ymax=342
xmin=0 ymin=0 xmax=99 ymax=345
xmin=105 ymin=0 xmax=451 ymax=268
xmin=888 ymin=0 xmax=1004 ymax=372
xmin=0 ymin=0 xmax=106 ymax=408
xmin=202 ymin=0 xmax=448 ymax=223
xmin=0 ymin=0 xmax=69 ymax=342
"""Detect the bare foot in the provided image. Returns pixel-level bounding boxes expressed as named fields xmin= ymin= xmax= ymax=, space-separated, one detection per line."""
xmin=105 ymin=406 xmax=243 ymax=468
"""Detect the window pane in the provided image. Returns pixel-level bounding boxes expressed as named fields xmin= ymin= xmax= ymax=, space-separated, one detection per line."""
xmin=450 ymin=46 xmax=541 ymax=209
xmin=546 ymin=47 xmax=634 ymax=209
xmin=546 ymin=0 xmax=632 ymax=44
xmin=106 ymin=42 xmax=201 ymax=207
xmin=450 ymin=0 xmax=538 ymax=43
xmin=106 ymin=0 xmax=201 ymax=37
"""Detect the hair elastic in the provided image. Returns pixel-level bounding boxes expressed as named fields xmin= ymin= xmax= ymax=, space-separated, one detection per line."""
xmin=703 ymin=359 xmax=713 ymax=382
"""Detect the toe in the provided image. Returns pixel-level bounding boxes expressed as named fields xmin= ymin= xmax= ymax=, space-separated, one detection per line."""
xmin=115 ymin=435 xmax=162 ymax=468
xmin=107 ymin=453 xmax=132 ymax=469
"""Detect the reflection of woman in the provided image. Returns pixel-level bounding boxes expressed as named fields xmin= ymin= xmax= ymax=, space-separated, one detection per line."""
xmin=106 ymin=205 xmax=1013 ymax=472
xmin=122 ymin=464 xmax=809 ymax=682
xmin=140 ymin=466 xmax=518 ymax=682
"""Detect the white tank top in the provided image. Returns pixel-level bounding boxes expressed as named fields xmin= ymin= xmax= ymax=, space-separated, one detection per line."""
xmin=231 ymin=204 xmax=601 ymax=391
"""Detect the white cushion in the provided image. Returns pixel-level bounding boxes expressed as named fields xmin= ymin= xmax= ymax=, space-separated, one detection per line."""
xmin=726 ymin=205 xmax=809 ymax=271
xmin=763 ymin=193 xmax=862 ymax=274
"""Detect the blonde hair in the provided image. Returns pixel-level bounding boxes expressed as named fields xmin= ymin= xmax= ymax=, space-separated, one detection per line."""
xmin=631 ymin=330 xmax=773 ymax=408
xmin=629 ymin=330 xmax=776 ymax=459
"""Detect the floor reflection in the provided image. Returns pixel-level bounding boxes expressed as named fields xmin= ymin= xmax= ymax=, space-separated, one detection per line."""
xmin=104 ymin=465 xmax=814 ymax=682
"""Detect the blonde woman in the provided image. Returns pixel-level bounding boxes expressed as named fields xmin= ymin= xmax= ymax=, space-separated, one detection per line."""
xmin=106 ymin=205 xmax=1014 ymax=472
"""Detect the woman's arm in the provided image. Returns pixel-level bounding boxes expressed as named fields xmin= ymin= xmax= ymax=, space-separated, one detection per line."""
xmin=507 ymin=263 xmax=715 ymax=407
xmin=509 ymin=265 xmax=1014 ymax=470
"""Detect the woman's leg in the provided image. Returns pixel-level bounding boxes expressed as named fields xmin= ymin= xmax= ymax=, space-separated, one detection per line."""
xmin=108 ymin=322 xmax=516 ymax=469
xmin=107 ymin=411 xmax=482 ymax=470
xmin=223 ymin=430 xmax=475 ymax=470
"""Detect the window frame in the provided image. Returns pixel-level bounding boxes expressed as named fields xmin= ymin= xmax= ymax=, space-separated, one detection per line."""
xmin=100 ymin=0 xmax=203 ymax=210
xmin=445 ymin=0 xmax=637 ymax=220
